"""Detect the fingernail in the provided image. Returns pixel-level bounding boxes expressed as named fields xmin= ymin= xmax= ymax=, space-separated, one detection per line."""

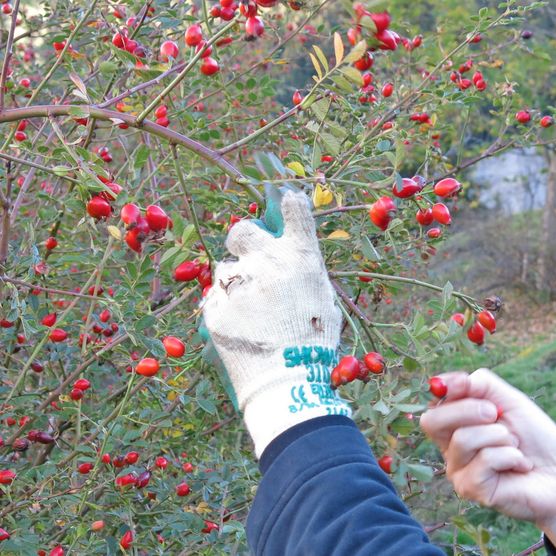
xmin=480 ymin=403 xmax=497 ymax=420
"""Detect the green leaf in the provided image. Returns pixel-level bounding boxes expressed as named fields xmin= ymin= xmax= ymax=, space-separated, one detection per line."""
xmin=134 ymin=144 xmax=150 ymax=170
xmin=197 ymin=397 xmax=217 ymax=414
xmin=406 ymin=463 xmax=434 ymax=482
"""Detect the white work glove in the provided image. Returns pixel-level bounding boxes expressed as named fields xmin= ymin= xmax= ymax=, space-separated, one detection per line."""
xmin=202 ymin=190 xmax=351 ymax=457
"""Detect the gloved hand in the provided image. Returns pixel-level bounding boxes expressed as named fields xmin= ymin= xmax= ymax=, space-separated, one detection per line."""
xmin=202 ymin=190 xmax=351 ymax=457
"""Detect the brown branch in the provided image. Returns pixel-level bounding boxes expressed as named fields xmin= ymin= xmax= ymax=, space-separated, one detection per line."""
xmin=0 ymin=0 xmax=21 ymax=112
xmin=513 ymin=539 xmax=545 ymax=556
xmin=0 ymin=104 xmax=262 ymax=200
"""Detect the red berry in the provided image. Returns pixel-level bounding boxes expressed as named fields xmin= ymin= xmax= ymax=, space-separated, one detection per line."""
xmin=381 ymin=82 xmax=394 ymax=97
xmin=136 ymin=357 xmax=160 ymax=377
xmin=185 ymin=24 xmax=203 ymax=46
xmin=120 ymin=530 xmax=133 ymax=550
xmin=163 ymin=336 xmax=186 ymax=358
xmin=540 ymin=115 xmax=554 ymax=128
xmin=135 ymin=470 xmax=151 ymax=488
xmin=363 ymin=352 xmax=385 ymax=374
xmin=245 ymin=16 xmax=264 ymax=37
xmin=45 ymin=236 xmax=58 ymax=250
xmin=377 ymin=454 xmax=393 ymax=473
xmin=248 ymin=202 xmax=258 ymax=214
xmin=434 ymin=177 xmax=461 ymax=197
xmin=41 ymin=313 xmax=57 ymax=327
xmin=78 ymin=462 xmax=94 ymax=474
xmin=331 ymin=355 xmax=359 ymax=387
xmin=156 ymin=116 xmax=170 ymax=127
xmin=450 ymin=313 xmax=465 ymax=326
xmin=0 ymin=469 xmax=16 ymax=484
xmin=14 ymin=131 xmax=27 ymax=142
xmin=515 ymin=110 xmax=531 ymax=124
xmin=145 ymin=205 xmax=170 ymax=232
xmin=201 ymin=520 xmax=219 ymax=534
xmin=154 ymin=105 xmax=168 ymax=119
xmin=70 ymin=388 xmax=84 ymax=401
xmin=173 ymin=260 xmax=201 ymax=282
xmin=431 ymin=203 xmax=451 ymax=225
xmin=428 ymin=376 xmax=448 ymax=398
xmin=392 ymin=177 xmax=422 ymax=199
xmin=467 ymin=321 xmax=486 ymax=345
xmin=155 ymin=456 xmax=168 ymax=469
xmin=292 ymin=90 xmax=303 ymax=106
xmin=427 ymin=227 xmax=442 ymax=239
xmin=74 ymin=378 xmax=91 ymax=391
xmin=200 ymin=57 xmax=219 ymax=76
xmin=125 ymin=229 xmax=143 ymax=253
xmin=160 ymin=40 xmax=179 ymax=61
xmin=369 ymin=196 xmax=396 ymax=231
xmin=0 ymin=527 xmax=10 ymax=541
xmin=49 ymin=546 xmax=65 ymax=556
xmin=353 ymin=51 xmax=373 ymax=71
xmin=125 ymin=451 xmax=139 ymax=465
xmin=86 ymin=196 xmax=111 ymax=219
xmin=49 ymin=328 xmax=68 ymax=342
xmin=416 ymin=208 xmax=434 ymax=226
xmin=477 ymin=310 xmax=496 ymax=334
xmin=176 ymin=482 xmax=191 ymax=496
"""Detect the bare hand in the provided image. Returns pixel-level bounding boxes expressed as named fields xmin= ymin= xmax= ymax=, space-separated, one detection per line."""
xmin=420 ymin=368 xmax=556 ymax=541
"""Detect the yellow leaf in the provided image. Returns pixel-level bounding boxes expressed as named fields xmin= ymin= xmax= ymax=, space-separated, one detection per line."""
xmin=107 ymin=225 xmax=122 ymax=240
xmin=333 ymin=32 xmax=344 ymax=66
xmin=308 ymin=52 xmax=323 ymax=80
xmin=197 ymin=501 xmax=211 ymax=514
xmin=327 ymin=229 xmax=350 ymax=240
xmin=167 ymin=391 xmax=178 ymax=401
xmin=313 ymin=183 xmax=334 ymax=208
xmin=429 ymin=113 xmax=438 ymax=127
xmin=313 ymin=45 xmax=329 ymax=72
xmin=287 ymin=161 xmax=306 ymax=177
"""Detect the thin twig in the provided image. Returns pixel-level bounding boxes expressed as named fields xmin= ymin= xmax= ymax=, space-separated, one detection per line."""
xmin=0 ymin=275 xmax=110 ymax=300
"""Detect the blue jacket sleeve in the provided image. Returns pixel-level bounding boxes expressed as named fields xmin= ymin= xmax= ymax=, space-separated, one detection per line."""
xmin=246 ymin=415 xmax=445 ymax=556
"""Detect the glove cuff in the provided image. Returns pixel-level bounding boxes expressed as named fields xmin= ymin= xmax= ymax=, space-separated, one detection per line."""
xmin=239 ymin=344 xmax=351 ymax=458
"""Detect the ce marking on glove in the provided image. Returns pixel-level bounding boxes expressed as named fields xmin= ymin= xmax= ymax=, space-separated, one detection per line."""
xmin=288 ymin=385 xmax=319 ymax=413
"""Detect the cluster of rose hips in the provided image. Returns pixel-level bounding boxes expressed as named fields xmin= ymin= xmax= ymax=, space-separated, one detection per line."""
xmin=119 ymin=202 xmax=172 ymax=253
xmin=14 ymin=118 xmax=28 ymax=141
xmin=451 ymin=308 xmax=497 ymax=346
xmin=449 ymin=61 xmax=488 ymax=92
xmin=368 ymin=176 xmax=460 ymax=238
xmin=134 ymin=335 xmax=186 ymax=377
xmin=185 ymin=24 xmax=220 ymax=76
xmin=330 ymin=352 xmax=385 ymax=389
xmin=95 ymin=145 xmax=113 ymax=163
xmin=111 ymin=24 xmax=148 ymax=59
xmin=78 ymin=308 xmax=120 ymax=349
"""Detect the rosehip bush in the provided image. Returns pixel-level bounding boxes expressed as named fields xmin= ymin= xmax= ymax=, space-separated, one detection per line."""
xmin=0 ymin=0 xmax=552 ymax=553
